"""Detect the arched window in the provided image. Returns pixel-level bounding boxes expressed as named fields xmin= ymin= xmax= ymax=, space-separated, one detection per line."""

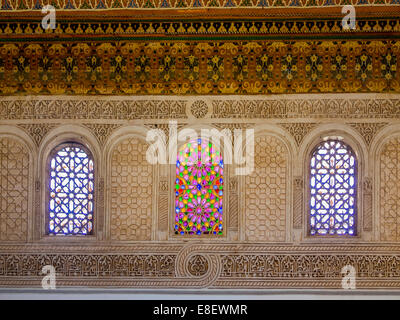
xmin=48 ymin=143 xmax=94 ymax=235
xmin=309 ymin=140 xmax=357 ymax=236
xmin=175 ymin=138 xmax=223 ymax=235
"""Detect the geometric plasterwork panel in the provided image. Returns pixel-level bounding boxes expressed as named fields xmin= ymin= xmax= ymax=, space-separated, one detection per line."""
xmin=0 ymin=137 xmax=29 ymax=241
xmin=380 ymin=137 xmax=400 ymax=242
xmin=110 ymin=137 xmax=153 ymax=241
xmin=245 ymin=135 xmax=287 ymax=242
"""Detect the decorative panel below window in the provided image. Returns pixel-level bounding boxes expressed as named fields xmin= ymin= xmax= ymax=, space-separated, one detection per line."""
xmin=175 ymin=139 xmax=223 ymax=235
xmin=48 ymin=144 xmax=94 ymax=235
xmin=310 ymin=140 xmax=357 ymax=236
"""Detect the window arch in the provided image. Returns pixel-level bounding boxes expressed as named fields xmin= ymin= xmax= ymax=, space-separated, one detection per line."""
xmin=309 ymin=139 xmax=357 ymax=236
xmin=175 ymin=138 xmax=223 ymax=235
xmin=48 ymin=142 xmax=94 ymax=235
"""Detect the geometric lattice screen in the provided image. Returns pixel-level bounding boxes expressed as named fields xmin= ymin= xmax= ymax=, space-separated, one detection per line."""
xmin=48 ymin=143 xmax=94 ymax=235
xmin=310 ymin=140 xmax=357 ymax=236
xmin=175 ymin=138 xmax=223 ymax=235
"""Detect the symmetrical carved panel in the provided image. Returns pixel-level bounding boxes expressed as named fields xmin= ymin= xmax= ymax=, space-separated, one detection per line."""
xmin=0 ymin=138 xmax=29 ymax=241
xmin=348 ymin=123 xmax=388 ymax=147
xmin=84 ymin=123 xmax=121 ymax=146
xmin=18 ymin=123 xmax=57 ymax=147
xmin=280 ymin=123 xmax=317 ymax=146
xmin=110 ymin=138 xmax=153 ymax=241
xmin=380 ymin=137 xmax=400 ymax=241
xmin=245 ymin=135 xmax=287 ymax=242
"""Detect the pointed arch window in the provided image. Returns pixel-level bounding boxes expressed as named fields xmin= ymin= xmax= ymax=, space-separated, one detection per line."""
xmin=309 ymin=140 xmax=357 ymax=236
xmin=48 ymin=143 xmax=94 ymax=235
xmin=175 ymin=138 xmax=223 ymax=235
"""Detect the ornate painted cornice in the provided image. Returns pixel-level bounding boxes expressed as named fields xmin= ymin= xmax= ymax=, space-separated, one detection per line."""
xmin=1 ymin=7 xmax=400 ymax=40
xmin=0 ymin=5 xmax=398 ymax=95
xmin=0 ymin=40 xmax=399 ymax=95
xmin=0 ymin=0 xmax=399 ymax=11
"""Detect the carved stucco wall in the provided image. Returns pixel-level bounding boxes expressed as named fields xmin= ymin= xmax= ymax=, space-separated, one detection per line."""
xmin=0 ymin=94 xmax=399 ymax=289
xmin=245 ymin=135 xmax=287 ymax=242
xmin=110 ymin=137 xmax=153 ymax=241
xmin=0 ymin=137 xmax=29 ymax=242
xmin=380 ymin=136 xmax=400 ymax=242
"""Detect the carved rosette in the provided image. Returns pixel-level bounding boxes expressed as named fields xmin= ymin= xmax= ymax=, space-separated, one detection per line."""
xmin=190 ymin=100 xmax=209 ymax=119
xmin=187 ymin=255 xmax=209 ymax=277
xmin=175 ymin=244 xmax=221 ymax=288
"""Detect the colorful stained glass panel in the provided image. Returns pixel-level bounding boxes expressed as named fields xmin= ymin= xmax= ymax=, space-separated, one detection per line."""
xmin=48 ymin=144 xmax=94 ymax=235
xmin=175 ymin=139 xmax=223 ymax=235
xmin=310 ymin=140 xmax=357 ymax=236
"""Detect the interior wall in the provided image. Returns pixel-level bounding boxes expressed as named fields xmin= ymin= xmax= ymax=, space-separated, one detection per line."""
xmin=0 ymin=93 xmax=400 ymax=290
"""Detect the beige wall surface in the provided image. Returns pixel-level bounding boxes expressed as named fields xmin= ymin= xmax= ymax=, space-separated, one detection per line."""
xmin=0 ymin=93 xmax=400 ymax=290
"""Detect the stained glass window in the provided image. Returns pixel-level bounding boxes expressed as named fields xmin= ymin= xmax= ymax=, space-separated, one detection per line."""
xmin=48 ymin=143 xmax=94 ymax=235
xmin=175 ymin=138 xmax=223 ymax=235
xmin=310 ymin=140 xmax=357 ymax=236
